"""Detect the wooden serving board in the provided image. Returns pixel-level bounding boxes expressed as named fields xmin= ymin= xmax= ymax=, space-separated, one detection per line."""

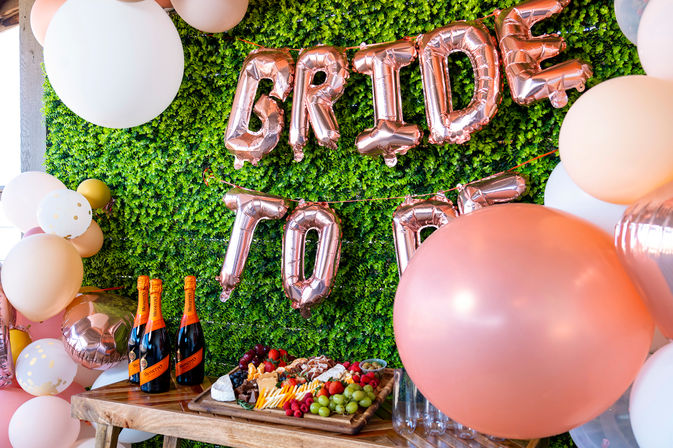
xmin=188 ymin=368 xmax=395 ymax=435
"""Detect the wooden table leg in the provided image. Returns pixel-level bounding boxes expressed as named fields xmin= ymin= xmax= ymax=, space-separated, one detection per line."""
xmin=94 ymin=424 xmax=122 ymax=448
xmin=163 ymin=435 xmax=180 ymax=448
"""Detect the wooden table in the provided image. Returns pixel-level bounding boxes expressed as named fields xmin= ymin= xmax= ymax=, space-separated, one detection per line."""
xmin=71 ymin=377 xmax=546 ymax=448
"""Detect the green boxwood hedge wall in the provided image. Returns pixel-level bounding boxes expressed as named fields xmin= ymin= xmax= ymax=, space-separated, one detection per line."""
xmin=43 ymin=0 xmax=641 ymax=446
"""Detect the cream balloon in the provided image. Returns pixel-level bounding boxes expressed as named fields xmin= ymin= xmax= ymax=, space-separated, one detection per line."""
xmin=637 ymin=0 xmax=673 ymax=80
xmin=44 ymin=0 xmax=184 ymax=128
xmin=559 ymin=75 xmax=673 ymax=204
xmin=1 ymin=234 xmax=83 ymax=322
xmin=16 ymin=338 xmax=77 ymax=396
xmin=91 ymin=361 xmax=155 ymax=443
xmin=8 ymin=396 xmax=80 ymax=448
xmin=172 ymin=0 xmax=248 ymax=33
xmin=0 ymin=172 xmax=66 ymax=231
xmin=544 ymin=162 xmax=628 ymax=235
xmin=30 ymin=0 xmax=66 ymax=46
xmin=70 ymin=221 xmax=103 ymax=258
xmin=38 ymin=190 xmax=92 ymax=239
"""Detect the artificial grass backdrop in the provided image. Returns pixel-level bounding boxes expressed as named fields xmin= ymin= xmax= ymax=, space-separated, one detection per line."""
xmin=44 ymin=0 xmax=641 ymax=446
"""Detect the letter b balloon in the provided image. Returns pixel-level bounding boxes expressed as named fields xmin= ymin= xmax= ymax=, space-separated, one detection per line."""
xmin=394 ymin=204 xmax=653 ymax=439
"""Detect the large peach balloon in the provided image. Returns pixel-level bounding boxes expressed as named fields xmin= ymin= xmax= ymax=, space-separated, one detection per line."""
xmin=172 ymin=0 xmax=248 ymax=33
xmin=1 ymin=172 xmax=66 ymax=231
xmin=0 ymin=388 xmax=32 ymax=448
xmin=30 ymin=0 xmax=66 ymax=46
xmin=394 ymin=204 xmax=653 ymax=439
xmin=559 ymin=75 xmax=673 ymax=204
xmin=1 ymin=234 xmax=83 ymax=322
xmin=70 ymin=221 xmax=104 ymax=258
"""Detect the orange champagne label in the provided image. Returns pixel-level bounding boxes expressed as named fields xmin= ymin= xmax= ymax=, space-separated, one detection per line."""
xmin=145 ymin=318 xmax=166 ymax=332
xmin=128 ymin=359 xmax=140 ymax=377
xmin=147 ymin=283 xmax=164 ymax=331
xmin=139 ymin=356 xmax=169 ymax=385
xmin=133 ymin=288 xmax=149 ymax=328
xmin=176 ymin=348 xmax=203 ymax=377
xmin=180 ymin=287 xmax=199 ymax=328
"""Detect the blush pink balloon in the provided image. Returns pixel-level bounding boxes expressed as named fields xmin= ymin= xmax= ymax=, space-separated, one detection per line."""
xmin=22 ymin=227 xmax=45 ymax=238
xmin=16 ymin=310 xmax=65 ymax=340
xmin=57 ymin=382 xmax=84 ymax=403
xmin=394 ymin=203 xmax=653 ymax=439
xmin=30 ymin=0 xmax=67 ymax=46
xmin=0 ymin=388 xmax=32 ymax=448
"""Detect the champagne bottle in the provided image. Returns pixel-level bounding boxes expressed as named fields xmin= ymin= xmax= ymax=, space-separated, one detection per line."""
xmin=176 ymin=275 xmax=206 ymax=385
xmin=128 ymin=275 xmax=150 ymax=384
xmin=140 ymin=278 xmax=170 ymax=393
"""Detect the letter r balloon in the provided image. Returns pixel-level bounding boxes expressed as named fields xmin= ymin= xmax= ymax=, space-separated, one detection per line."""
xmin=217 ymin=188 xmax=291 ymax=301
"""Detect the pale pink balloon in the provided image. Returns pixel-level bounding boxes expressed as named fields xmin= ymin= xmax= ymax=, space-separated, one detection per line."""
xmin=0 ymin=388 xmax=32 ymax=448
xmin=9 ymin=396 xmax=80 ymax=448
xmin=30 ymin=0 xmax=67 ymax=46
xmin=394 ymin=204 xmax=653 ymax=439
xmin=16 ymin=310 xmax=65 ymax=340
xmin=22 ymin=227 xmax=45 ymax=238
xmin=57 ymin=382 xmax=84 ymax=404
xmin=172 ymin=0 xmax=248 ymax=33
xmin=70 ymin=221 xmax=104 ymax=258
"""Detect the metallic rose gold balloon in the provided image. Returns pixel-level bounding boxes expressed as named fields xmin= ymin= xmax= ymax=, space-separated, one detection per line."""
xmin=457 ymin=172 xmax=528 ymax=214
xmin=0 ymin=266 xmax=16 ymax=388
xmin=218 ymin=188 xmax=291 ymax=301
xmin=494 ymin=0 xmax=593 ymax=108
xmin=616 ymin=181 xmax=673 ymax=339
xmin=289 ymin=46 xmax=349 ymax=162
xmin=352 ymin=40 xmax=422 ymax=167
xmin=392 ymin=194 xmax=458 ymax=276
xmin=417 ymin=21 xmax=501 ymax=145
xmin=225 ymin=48 xmax=295 ymax=169
xmin=61 ymin=292 xmax=135 ymax=369
xmin=282 ymin=201 xmax=342 ymax=318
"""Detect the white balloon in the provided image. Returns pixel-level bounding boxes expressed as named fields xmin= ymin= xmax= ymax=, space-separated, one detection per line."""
xmin=630 ymin=343 xmax=673 ymax=448
xmin=637 ymin=0 xmax=673 ymax=80
xmin=16 ymin=338 xmax=78 ymax=396
xmin=9 ymin=396 xmax=80 ymax=448
xmin=614 ymin=0 xmax=649 ymax=44
xmin=544 ymin=162 xmax=628 ymax=235
xmin=38 ymin=190 xmax=92 ymax=239
xmin=44 ymin=0 xmax=184 ymax=128
xmin=172 ymin=0 xmax=248 ymax=33
xmin=91 ymin=362 xmax=155 ymax=444
xmin=1 ymin=172 xmax=66 ymax=231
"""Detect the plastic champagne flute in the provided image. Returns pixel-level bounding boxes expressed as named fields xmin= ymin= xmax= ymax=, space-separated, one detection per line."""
xmin=392 ymin=369 xmax=418 ymax=435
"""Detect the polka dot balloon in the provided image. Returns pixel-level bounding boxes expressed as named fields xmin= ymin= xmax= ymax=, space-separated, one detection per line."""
xmin=37 ymin=190 xmax=92 ymax=239
xmin=15 ymin=338 xmax=77 ymax=396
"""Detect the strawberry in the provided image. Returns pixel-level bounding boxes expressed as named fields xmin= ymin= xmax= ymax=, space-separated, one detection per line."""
xmin=263 ymin=360 xmax=275 ymax=372
xmin=279 ymin=349 xmax=288 ymax=359
xmin=353 ymin=374 xmax=361 ymax=383
xmin=328 ymin=381 xmax=344 ymax=395
xmin=365 ymin=371 xmax=376 ymax=379
xmin=342 ymin=361 xmax=351 ymax=369
xmin=370 ymin=379 xmax=379 ymax=388
xmin=268 ymin=349 xmax=280 ymax=361
xmin=278 ymin=359 xmax=287 ymax=368
xmin=317 ymin=387 xmax=329 ymax=398
xmin=361 ymin=375 xmax=371 ymax=384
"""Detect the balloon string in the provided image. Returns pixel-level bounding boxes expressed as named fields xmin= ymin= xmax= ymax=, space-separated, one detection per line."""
xmin=202 ymin=148 xmax=558 ymax=204
xmin=228 ymin=10 xmax=498 ymax=52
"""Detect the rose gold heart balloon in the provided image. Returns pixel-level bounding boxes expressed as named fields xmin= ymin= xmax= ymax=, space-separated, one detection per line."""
xmin=61 ymin=292 xmax=135 ymax=369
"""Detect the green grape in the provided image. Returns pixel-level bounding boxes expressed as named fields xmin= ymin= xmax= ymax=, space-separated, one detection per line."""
xmin=367 ymin=391 xmax=376 ymax=401
xmin=350 ymin=384 xmax=362 ymax=391
xmin=352 ymin=390 xmax=365 ymax=401
xmin=346 ymin=401 xmax=359 ymax=414
xmin=318 ymin=395 xmax=329 ymax=407
xmin=318 ymin=406 xmax=331 ymax=417
xmin=333 ymin=394 xmax=345 ymax=404
xmin=363 ymin=385 xmax=374 ymax=393
xmin=310 ymin=402 xmax=321 ymax=414
xmin=335 ymin=404 xmax=345 ymax=414
xmin=344 ymin=388 xmax=353 ymax=399
xmin=359 ymin=397 xmax=372 ymax=408
xmin=329 ymin=400 xmax=337 ymax=411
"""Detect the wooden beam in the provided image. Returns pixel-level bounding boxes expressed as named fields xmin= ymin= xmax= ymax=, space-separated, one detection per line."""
xmin=18 ymin=0 xmax=45 ymax=172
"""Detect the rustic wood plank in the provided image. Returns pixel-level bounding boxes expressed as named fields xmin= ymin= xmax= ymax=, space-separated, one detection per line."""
xmin=19 ymin=0 xmax=45 ymax=172
xmin=94 ymin=424 xmax=121 ymax=448
xmin=163 ymin=435 xmax=180 ymax=448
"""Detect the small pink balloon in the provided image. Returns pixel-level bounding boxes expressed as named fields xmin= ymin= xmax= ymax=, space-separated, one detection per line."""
xmin=56 ymin=382 xmax=84 ymax=403
xmin=22 ymin=227 xmax=45 ymax=239
xmin=16 ymin=311 xmax=65 ymax=340
xmin=30 ymin=0 xmax=67 ymax=46
xmin=0 ymin=388 xmax=32 ymax=448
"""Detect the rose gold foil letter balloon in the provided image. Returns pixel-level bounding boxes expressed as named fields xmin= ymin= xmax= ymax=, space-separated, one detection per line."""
xmin=61 ymin=292 xmax=135 ymax=369
xmin=494 ymin=0 xmax=593 ymax=108
xmin=225 ymin=49 xmax=295 ymax=169
xmin=0 ymin=267 xmax=16 ymax=388
xmin=616 ymin=181 xmax=673 ymax=339
xmin=392 ymin=194 xmax=457 ymax=275
xmin=289 ymin=46 xmax=349 ymax=162
xmin=457 ymin=172 xmax=527 ymax=214
xmin=417 ymin=21 xmax=501 ymax=145
xmin=218 ymin=188 xmax=291 ymax=301
xmin=282 ymin=202 xmax=342 ymax=318
xmin=352 ymin=40 xmax=422 ymax=167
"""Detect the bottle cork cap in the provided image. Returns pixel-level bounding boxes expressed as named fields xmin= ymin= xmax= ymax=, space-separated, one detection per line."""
xmin=184 ymin=276 xmax=196 ymax=290
xmin=149 ymin=278 xmax=162 ymax=293
xmin=137 ymin=275 xmax=149 ymax=290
